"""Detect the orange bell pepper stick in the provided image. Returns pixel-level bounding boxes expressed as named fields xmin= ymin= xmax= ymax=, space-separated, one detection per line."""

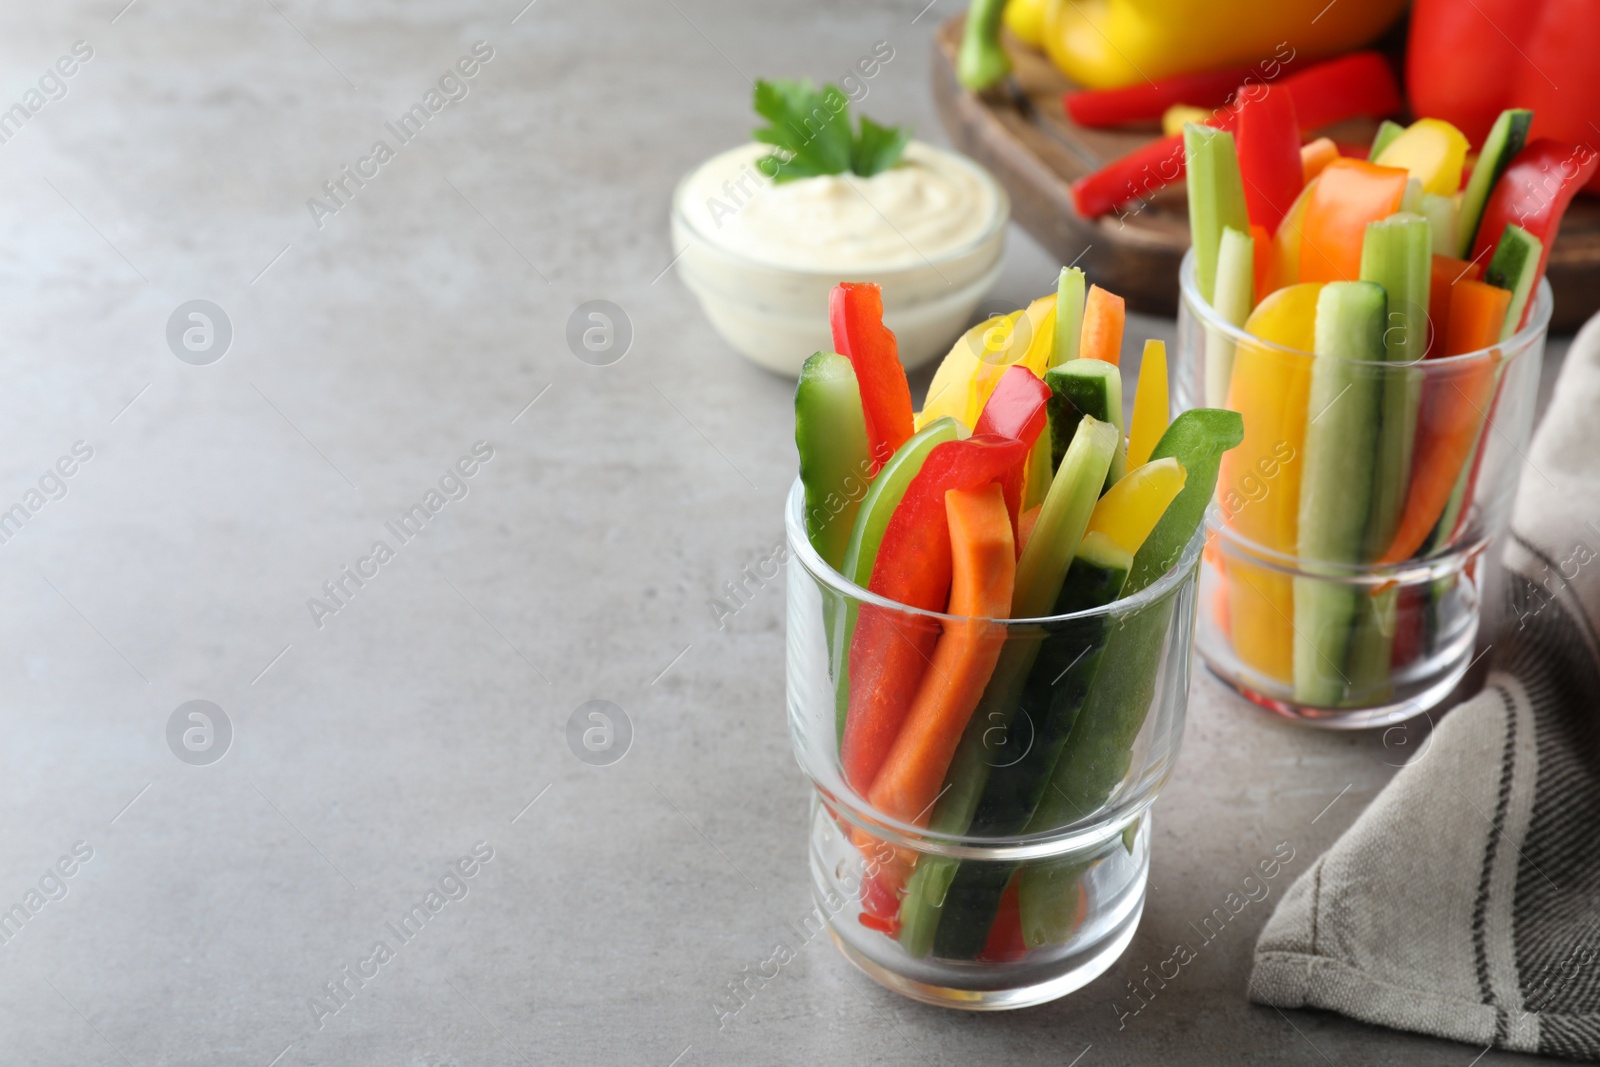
xmin=1297 ymin=159 xmax=1409 ymax=284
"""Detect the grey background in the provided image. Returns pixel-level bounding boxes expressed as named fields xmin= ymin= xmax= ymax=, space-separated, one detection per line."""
xmin=0 ymin=1 xmax=1569 ymax=1064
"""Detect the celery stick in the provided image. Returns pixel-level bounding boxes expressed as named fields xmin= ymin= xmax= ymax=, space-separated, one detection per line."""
xmin=1023 ymin=427 xmax=1053 ymax=511
xmin=1051 ymin=266 xmax=1086 ymax=368
xmin=1369 ymin=119 xmax=1406 ymax=160
xmin=1419 ymin=193 xmax=1457 ymax=259
xmin=1203 ymin=226 xmax=1255 ymax=408
xmin=1293 ymin=282 xmax=1387 ymax=706
xmin=1183 ymin=124 xmax=1248 ymax=304
xmin=1400 ymin=176 xmax=1424 ymax=216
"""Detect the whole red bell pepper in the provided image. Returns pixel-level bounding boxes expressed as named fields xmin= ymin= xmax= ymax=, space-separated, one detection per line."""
xmin=840 ymin=434 xmax=1028 ymax=795
xmin=830 ymin=283 xmax=914 ymax=474
xmin=1408 ymin=0 xmax=1600 ymax=193
xmin=1233 ymin=84 xmax=1302 ymax=235
xmin=973 ymin=365 xmax=1051 ymax=543
xmin=1470 ymin=138 xmax=1600 ymax=318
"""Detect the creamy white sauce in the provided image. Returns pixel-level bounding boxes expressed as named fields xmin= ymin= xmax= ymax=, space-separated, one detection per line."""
xmin=679 ymin=141 xmax=1000 ymax=271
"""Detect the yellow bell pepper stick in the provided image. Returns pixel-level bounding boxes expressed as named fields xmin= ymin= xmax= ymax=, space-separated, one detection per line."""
xmin=1374 ymin=118 xmax=1470 ymax=198
xmin=1085 ymin=455 xmax=1186 ymax=555
xmin=1219 ymin=283 xmax=1320 ymax=684
xmin=918 ymin=296 xmax=1056 ymax=431
xmin=1126 ymin=339 xmax=1169 ymax=469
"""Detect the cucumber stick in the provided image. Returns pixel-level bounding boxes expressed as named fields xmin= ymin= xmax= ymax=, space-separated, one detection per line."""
xmin=1017 ymin=409 xmax=1242 ymax=948
xmin=1183 ymin=124 xmax=1248 ymax=304
xmin=1485 ymin=224 xmax=1542 ymax=340
xmin=896 ymin=419 xmax=1117 ymax=959
xmin=1343 ymin=214 xmax=1431 ymax=699
xmin=1203 ymin=226 xmax=1255 ymax=407
xmin=1045 ymin=359 xmax=1124 ymax=488
xmin=830 ymin=417 xmax=963 ymax=741
xmin=1293 ymin=282 xmax=1387 ymax=707
xmin=795 ymin=352 xmax=872 ymax=570
xmin=1458 ymin=109 xmax=1533 ymax=258
xmin=927 ymin=532 xmax=1132 ymax=961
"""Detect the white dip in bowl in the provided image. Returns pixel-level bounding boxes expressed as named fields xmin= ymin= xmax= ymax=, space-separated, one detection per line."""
xmin=670 ymin=140 xmax=1007 ymax=375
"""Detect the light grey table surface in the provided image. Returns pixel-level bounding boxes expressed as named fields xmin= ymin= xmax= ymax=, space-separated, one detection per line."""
xmin=0 ymin=2 xmax=1571 ymax=1064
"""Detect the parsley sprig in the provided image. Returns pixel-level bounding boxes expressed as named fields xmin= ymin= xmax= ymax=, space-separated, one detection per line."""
xmin=752 ymin=79 xmax=912 ymax=183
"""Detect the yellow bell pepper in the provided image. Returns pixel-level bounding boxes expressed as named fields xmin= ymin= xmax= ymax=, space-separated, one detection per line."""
xmin=1039 ymin=0 xmax=1408 ymax=90
xmin=1219 ymin=283 xmax=1320 ymax=684
xmin=1004 ymin=0 xmax=1049 ymax=47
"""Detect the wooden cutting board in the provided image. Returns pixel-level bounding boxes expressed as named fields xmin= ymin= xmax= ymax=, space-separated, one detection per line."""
xmin=930 ymin=15 xmax=1600 ymax=332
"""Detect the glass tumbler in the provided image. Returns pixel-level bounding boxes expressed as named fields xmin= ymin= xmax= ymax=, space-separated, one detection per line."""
xmin=1174 ymin=250 xmax=1547 ymax=727
xmin=784 ymin=478 xmax=1202 ymax=1009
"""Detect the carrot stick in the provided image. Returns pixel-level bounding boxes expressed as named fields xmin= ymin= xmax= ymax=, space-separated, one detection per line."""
xmin=1378 ymin=280 xmax=1509 ymax=565
xmin=867 ymin=483 xmax=1015 ymax=825
xmin=1444 ymin=278 xmax=1512 ymax=358
xmin=1427 ymin=254 xmax=1482 ymax=358
xmin=1079 ymin=285 xmax=1125 ymax=367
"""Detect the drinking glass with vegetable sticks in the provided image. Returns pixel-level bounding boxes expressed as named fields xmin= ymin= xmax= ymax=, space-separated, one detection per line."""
xmin=1172 ymin=104 xmax=1575 ymax=724
xmin=787 ymin=275 xmax=1240 ymax=1007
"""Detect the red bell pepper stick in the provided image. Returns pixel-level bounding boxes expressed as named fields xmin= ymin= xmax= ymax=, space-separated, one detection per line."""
xmin=1469 ymin=138 xmax=1600 ymax=323
xmin=1070 ymin=51 xmax=1402 ymax=219
xmin=973 ymin=365 xmax=1051 ymax=543
xmin=1233 ymin=83 xmax=1302 ymax=235
xmin=829 ymin=283 xmax=915 ymax=474
xmin=1278 ymin=51 xmax=1401 ymax=134
xmin=840 ymin=434 xmax=1029 ymax=795
xmin=1064 ymin=64 xmax=1265 ymax=128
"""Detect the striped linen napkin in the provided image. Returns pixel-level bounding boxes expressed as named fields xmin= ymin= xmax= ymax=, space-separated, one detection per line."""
xmin=1248 ymin=312 xmax=1600 ymax=1060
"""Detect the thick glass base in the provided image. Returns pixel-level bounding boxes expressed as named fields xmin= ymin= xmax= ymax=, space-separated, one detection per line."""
xmin=810 ymin=801 xmax=1150 ymax=1010
xmin=1195 ymin=536 xmax=1482 ymax=729
xmin=1202 ymin=647 xmax=1470 ymax=730
xmin=826 ymin=897 xmax=1144 ymax=1010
